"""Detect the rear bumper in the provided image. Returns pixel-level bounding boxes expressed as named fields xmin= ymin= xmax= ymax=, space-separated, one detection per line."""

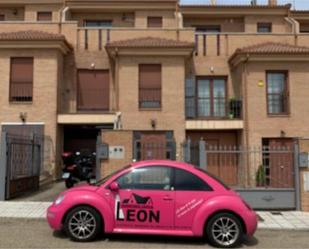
xmin=244 ymin=210 xmax=258 ymax=236
xmin=46 ymin=204 xmax=64 ymax=231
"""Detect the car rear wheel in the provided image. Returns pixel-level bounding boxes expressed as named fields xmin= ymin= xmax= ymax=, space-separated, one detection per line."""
xmin=64 ymin=206 xmax=102 ymax=242
xmin=206 ymin=212 xmax=243 ymax=248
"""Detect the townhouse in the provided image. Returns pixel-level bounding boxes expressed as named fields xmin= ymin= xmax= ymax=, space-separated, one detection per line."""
xmin=1 ymin=0 xmax=309 ymax=208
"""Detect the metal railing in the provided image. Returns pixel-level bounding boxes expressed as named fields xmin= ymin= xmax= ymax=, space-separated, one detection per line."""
xmin=139 ymin=88 xmax=161 ymax=109
xmin=183 ymin=140 xmax=296 ymax=189
xmin=10 ymin=82 xmax=32 ymax=102
xmin=186 ymin=98 xmax=242 ymax=120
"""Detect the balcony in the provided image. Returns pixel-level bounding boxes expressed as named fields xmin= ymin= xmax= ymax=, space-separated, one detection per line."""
xmin=193 ymin=32 xmax=309 ymax=58
xmin=185 ymin=98 xmax=244 ymax=130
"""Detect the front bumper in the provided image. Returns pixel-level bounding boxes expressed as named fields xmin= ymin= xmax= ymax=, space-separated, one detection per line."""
xmin=46 ymin=204 xmax=64 ymax=231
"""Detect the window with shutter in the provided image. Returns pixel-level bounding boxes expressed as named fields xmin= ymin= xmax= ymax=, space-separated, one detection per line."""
xmin=77 ymin=69 xmax=110 ymax=111
xmin=147 ymin=17 xmax=163 ymax=28
xmin=139 ymin=64 xmax=162 ymax=109
xmin=37 ymin=12 xmax=52 ymax=21
xmin=10 ymin=58 xmax=34 ymax=102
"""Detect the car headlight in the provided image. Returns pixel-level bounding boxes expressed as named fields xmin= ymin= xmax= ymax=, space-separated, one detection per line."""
xmin=54 ymin=195 xmax=65 ymax=205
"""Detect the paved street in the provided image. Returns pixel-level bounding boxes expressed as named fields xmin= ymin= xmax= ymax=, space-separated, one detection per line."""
xmin=0 ymin=218 xmax=308 ymax=249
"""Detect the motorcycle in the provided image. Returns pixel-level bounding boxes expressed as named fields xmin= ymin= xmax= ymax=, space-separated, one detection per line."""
xmin=62 ymin=151 xmax=96 ymax=188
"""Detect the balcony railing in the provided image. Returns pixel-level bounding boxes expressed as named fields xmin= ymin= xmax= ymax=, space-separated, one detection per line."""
xmin=76 ymin=27 xmax=195 ymax=51
xmin=193 ymin=32 xmax=309 ymax=57
xmin=186 ymin=98 xmax=242 ymax=120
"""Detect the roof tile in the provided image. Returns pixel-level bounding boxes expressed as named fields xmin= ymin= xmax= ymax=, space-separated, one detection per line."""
xmin=106 ymin=37 xmax=195 ymax=48
xmin=234 ymin=42 xmax=309 ymax=54
xmin=0 ymin=30 xmax=66 ymax=41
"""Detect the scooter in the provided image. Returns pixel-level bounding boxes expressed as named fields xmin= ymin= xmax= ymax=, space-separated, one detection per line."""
xmin=62 ymin=151 xmax=96 ymax=188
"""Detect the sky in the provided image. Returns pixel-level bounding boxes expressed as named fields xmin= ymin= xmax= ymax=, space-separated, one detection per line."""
xmin=180 ymin=0 xmax=309 ymax=10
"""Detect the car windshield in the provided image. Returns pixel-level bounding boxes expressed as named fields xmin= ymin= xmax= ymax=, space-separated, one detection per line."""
xmin=95 ymin=165 xmax=131 ymax=186
xmin=195 ymin=167 xmax=230 ymax=190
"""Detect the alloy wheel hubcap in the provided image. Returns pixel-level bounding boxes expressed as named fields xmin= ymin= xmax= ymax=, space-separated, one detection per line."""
xmin=68 ymin=210 xmax=96 ymax=240
xmin=211 ymin=217 xmax=240 ymax=246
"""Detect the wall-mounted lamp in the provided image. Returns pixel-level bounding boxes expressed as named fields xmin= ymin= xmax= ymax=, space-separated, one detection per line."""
xmin=280 ymin=130 xmax=286 ymax=138
xmin=90 ymin=63 xmax=95 ymax=69
xmin=19 ymin=112 xmax=27 ymax=123
xmin=150 ymin=119 xmax=157 ymax=129
xmin=210 ymin=66 xmax=215 ymax=73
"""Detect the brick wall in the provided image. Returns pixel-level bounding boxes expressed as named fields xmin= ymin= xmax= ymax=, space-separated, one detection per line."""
xmin=0 ymin=49 xmax=63 ymax=178
xmin=117 ymin=56 xmax=186 ymax=160
xmin=100 ymin=130 xmax=133 ymax=177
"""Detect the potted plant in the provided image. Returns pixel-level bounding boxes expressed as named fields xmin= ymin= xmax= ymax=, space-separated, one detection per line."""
xmin=256 ymin=165 xmax=266 ymax=187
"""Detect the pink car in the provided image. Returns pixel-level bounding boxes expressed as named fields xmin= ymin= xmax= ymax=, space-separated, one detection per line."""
xmin=47 ymin=160 xmax=257 ymax=248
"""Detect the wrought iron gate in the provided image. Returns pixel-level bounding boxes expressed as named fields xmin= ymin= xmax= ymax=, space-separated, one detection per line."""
xmin=2 ymin=133 xmax=42 ymax=199
xmin=183 ymin=139 xmax=300 ymax=210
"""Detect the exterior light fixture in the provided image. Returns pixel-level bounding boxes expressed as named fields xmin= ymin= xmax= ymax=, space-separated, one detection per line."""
xmin=150 ymin=119 xmax=156 ymax=129
xmin=19 ymin=112 xmax=27 ymax=123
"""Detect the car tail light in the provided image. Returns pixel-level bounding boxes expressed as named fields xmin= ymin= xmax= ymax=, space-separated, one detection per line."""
xmin=67 ymin=165 xmax=76 ymax=171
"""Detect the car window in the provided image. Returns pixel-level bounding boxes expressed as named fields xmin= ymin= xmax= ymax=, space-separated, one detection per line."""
xmin=117 ymin=166 xmax=172 ymax=190
xmin=97 ymin=165 xmax=131 ymax=186
xmin=195 ymin=167 xmax=230 ymax=190
xmin=174 ymin=168 xmax=212 ymax=191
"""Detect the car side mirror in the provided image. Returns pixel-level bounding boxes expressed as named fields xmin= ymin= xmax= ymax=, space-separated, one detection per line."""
xmin=109 ymin=182 xmax=119 ymax=192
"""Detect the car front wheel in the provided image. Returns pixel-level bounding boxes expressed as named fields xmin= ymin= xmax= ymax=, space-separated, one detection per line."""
xmin=64 ymin=206 xmax=102 ymax=242
xmin=206 ymin=212 xmax=243 ymax=248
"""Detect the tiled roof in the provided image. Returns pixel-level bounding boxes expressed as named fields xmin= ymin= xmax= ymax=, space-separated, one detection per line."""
xmin=0 ymin=30 xmax=66 ymax=41
xmin=233 ymin=42 xmax=309 ymax=55
xmin=106 ymin=37 xmax=195 ymax=48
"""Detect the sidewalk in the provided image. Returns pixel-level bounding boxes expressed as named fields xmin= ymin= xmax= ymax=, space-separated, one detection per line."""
xmin=0 ymin=201 xmax=309 ymax=230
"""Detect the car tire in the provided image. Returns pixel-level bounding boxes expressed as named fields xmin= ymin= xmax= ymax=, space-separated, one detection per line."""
xmin=206 ymin=212 xmax=243 ymax=248
xmin=64 ymin=206 xmax=102 ymax=242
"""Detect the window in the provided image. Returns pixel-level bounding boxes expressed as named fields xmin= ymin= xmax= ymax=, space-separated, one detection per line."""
xmin=195 ymin=25 xmax=221 ymax=33
xmin=84 ymin=20 xmax=112 ymax=27
xmin=0 ymin=14 xmax=5 ymax=21
xmin=37 ymin=12 xmax=52 ymax=21
xmin=266 ymin=72 xmax=288 ymax=115
xmin=197 ymin=77 xmax=226 ymax=118
xmin=77 ymin=69 xmax=110 ymax=111
xmin=10 ymin=58 xmax=33 ymax=102
xmin=147 ymin=17 xmax=163 ymax=28
xmin=300 ymin=23 xmax=309 ymax=33
xmin=117 ymin=167 xmax=172 ymax=190
xmin=257 ymin=23 xmax=272 ymax=33
xmin=139 ymin=64 xmax=162 ymax=109
xmin=174 ymin=169 xmax=212 ymax=191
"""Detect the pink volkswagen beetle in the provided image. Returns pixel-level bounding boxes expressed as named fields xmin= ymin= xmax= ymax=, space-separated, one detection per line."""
xmin=47 ymin=160 xmax=257 ymax=248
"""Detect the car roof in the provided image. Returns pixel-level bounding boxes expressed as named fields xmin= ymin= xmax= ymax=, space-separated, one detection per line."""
xmin=131 ymin=160 xmax=194 ymax=170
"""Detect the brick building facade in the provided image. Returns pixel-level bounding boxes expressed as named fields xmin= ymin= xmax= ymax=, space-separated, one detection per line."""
xmin=1 ymin=0 xmax=309 ymax=209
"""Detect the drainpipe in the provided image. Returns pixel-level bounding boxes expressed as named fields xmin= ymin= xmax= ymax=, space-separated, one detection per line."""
xmin=285 ymin=17 xmax=299 ymax=35
xmin=61 ymin=6 xmax=69 ymax=23
xmin=242 ymin=54 xmax=250 ymax=187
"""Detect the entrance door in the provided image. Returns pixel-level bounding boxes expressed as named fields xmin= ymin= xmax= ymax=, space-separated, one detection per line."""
xmin=1 ymin=125 xmax=44 ymax=199
xmin=266 ymin=138 xmax=294 ymax=188
xmin=187 ymin=131 xmax=238 ymax=186
xmin=140 ymin=132 xmax=167 ymax=160
xmin=111 ymin=166 xmax=174 ymax=230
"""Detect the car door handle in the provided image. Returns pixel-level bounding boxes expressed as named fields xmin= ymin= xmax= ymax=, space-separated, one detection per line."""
xmin=163 ymin=196 xmax=173 ymax=201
